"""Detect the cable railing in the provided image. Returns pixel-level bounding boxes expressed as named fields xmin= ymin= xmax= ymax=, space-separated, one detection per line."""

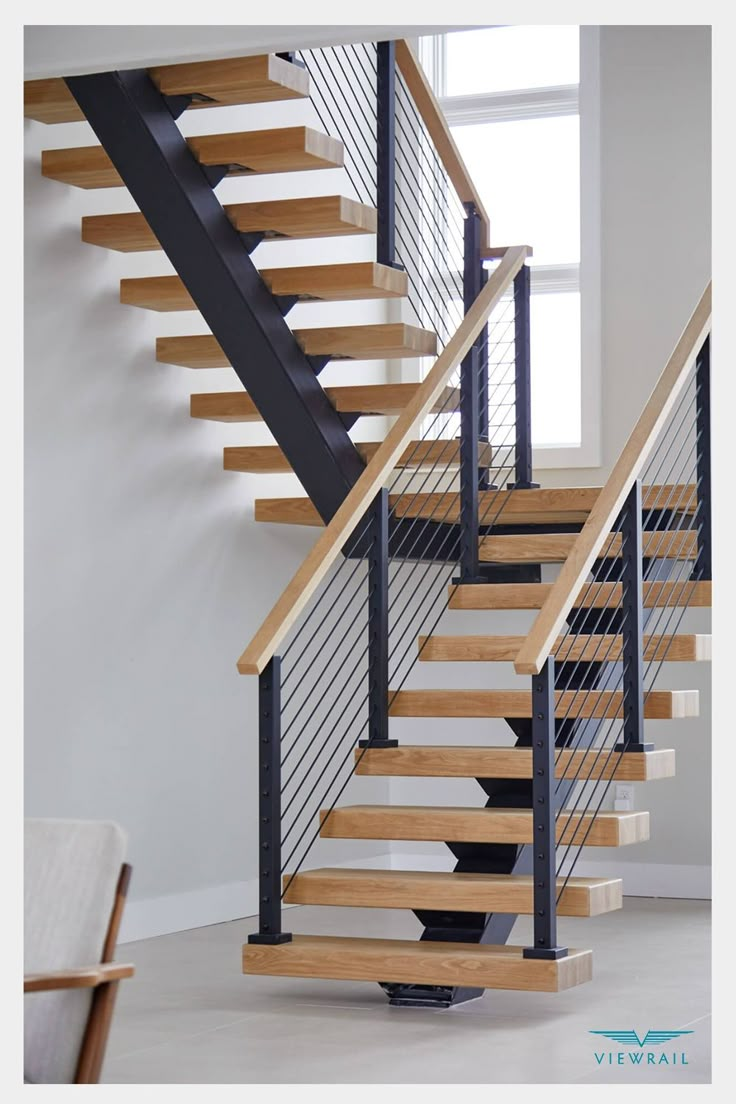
xmin=511 ymin=285 xmax=711 ymax=961
xmin=299 ymin=40 xmax=480 ymax=349
xmin=242 ymin=246 xmax=531 ymax=944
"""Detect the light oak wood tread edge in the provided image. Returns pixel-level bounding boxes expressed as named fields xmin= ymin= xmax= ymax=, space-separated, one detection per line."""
xmin=242 ymin=934 xmax=593 ymax=991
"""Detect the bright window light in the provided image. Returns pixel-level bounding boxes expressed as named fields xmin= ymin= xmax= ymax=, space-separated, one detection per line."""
xmin=530 ymin=293 xmax=581 ymax=448
xmin=446 ymin=26 xmax=580 ymax=96
xmin=452 ymin=116 xmax=580 ymax=266
xmin=440 ymin=25 xmax=583 ymax=450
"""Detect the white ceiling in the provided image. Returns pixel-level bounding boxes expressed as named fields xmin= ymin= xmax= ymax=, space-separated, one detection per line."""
xmin=24 ymin=25 xmax=479 ymax=79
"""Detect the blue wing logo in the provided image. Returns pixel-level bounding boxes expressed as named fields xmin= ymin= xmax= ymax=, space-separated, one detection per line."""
xmin=590 ymin=1030 xmax=694 ymax=1048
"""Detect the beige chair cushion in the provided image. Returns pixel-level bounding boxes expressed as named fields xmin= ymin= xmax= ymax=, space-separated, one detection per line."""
xmin=24 ymin=819 xmax=126 ymax=1083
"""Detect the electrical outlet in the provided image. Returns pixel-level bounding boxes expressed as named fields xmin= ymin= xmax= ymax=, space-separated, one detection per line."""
xmin=614 ymin=783 xmax=635 ymax=811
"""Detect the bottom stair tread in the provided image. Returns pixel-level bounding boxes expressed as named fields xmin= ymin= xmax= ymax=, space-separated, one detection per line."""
xmin=282 ymin=867 xmax=623 ymax=916
xmin=242 ymin=934 xmax=592 ymax=992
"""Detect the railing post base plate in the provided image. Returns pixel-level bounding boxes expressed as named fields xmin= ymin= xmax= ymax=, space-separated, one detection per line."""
xmin=247 ymin=932 xmax=293 ymax=945
xmin=523 ymin=946 xmax=569 ymax=960
xmin=358 ymin=738 xmax=398 ymax=749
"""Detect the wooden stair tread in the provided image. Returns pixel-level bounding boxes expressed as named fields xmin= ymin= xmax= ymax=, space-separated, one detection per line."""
xmin=147 ymin=53 xmax=310 ymax=107
xmin=259 ymin=262 xmax=407 ymax=301
xmin=121 ymin=263 xmax=406 ymax=311
xmin=157 ymin=324 xmax=437 ymax=368
xmin=224 ymin=439 xmax=492 ymax=475
xmin=82 ymin=197 xmax=377 ymax=252
xmin=449 ymin=579 xmax=713 ymax=610
xmin=320 ymin=805 xmax=650 ymax=847
xmin=249 ymin=485 xmax=697 ymax=528
xmin=388 ymin=689 xmax=699 ymax=719
xmin=282 ymin=867 xmax=622 ymax=917
xmin=294 ymin=323 xmax=436 ymax=360
xmin=191 ymin=383 xmax=457 ymax=422
xmin=25 ymin=55 xmax=308 ymax=124
xmin=355 ymin=745 xmax=676 ymax=782
xmin=479 ymin=530 xmax=698 ymax=563
xmin=41 ymin=126 xmax=343 ymax=189
xmin=24 ymin=78 xmax=85 ymax=124
xmin=242 ymin=934 xmax=593 ymax=992
xmin=396 ymin=484 xmax=697 ymax=522
xmin=419 ymin=633 xmax=712 ymax=663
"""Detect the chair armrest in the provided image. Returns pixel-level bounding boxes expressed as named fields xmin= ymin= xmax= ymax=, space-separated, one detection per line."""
xmin=24 ymin=962 xmax=135 ymax=993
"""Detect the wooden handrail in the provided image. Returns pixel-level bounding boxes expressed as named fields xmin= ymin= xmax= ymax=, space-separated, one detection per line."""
xmin=514 ymin=282 xmax=712 ymax=676
xmin=238 ymin=245 xmax=530 ymax=675
xmin=395 ymin=40 xmax=491 ymax=248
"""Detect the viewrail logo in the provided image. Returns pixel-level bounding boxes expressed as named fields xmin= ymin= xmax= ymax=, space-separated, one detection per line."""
xmin=590 ymin=1030 xmax=693 ymax=1048
xmin=589 ymin=1029 xmax=694 ymax=1067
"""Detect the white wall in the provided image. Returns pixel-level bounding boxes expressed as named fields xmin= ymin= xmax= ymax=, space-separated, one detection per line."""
xmin=387 ymin=25 xmax=712 ymax=898
xmin=548 ymin=24 xmax=711 ymax=486
xmin=24 ymin=84 xmax=396 ymax=941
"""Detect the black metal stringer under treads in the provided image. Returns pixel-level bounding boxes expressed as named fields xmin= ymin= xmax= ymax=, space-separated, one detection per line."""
xmin=381 ymin=758 xmax=533 ymax=1009
xmin=382 ymin=554 xmax=627 ymax=1010
xmin=65 ymin=69 xmax=364 ymax=525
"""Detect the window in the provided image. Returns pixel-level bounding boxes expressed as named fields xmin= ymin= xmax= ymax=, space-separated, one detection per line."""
xmin=419 ymin=26 xmax=601 ymax=464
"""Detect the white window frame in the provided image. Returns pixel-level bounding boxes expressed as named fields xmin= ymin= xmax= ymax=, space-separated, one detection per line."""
xmin=418 ymin=27 xmax=602 ymax=469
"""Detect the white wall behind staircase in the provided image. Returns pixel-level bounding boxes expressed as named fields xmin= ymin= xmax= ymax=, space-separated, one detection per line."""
xmin=24 ymin=86 xmax=395 ymax=941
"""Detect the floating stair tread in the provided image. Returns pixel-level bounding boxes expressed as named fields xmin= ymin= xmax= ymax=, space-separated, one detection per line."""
xmin=419 ymin=633 xmax=712 ymax=663
xmin=388 ymin=689 xmax=699 ymax=719
xmin=294 ymin=322 xmax=437 ymax=359
xmin=224 ymin=439 xmax=491 ymax=475
xmin=355 ymin=745 xmax=676 ymax=782
xmin=24 ymin=55 xmax=308 ymax=124
xmin=394 ymin=485 xmax=696 ymax=524
xmin=249 ymin=484 xmax=698 ymax=529
xmin=41 ymin=127 xmax=343 ymax=189
xmin=282 ymin=868 xmax=622 ymax=917
xmin=320 ymin=805 xmax=650 ymax=847
xmin=187 ymin=127 xmax=344 ymax=175
xmin=448 ymin=579 xmax=713 ymax=610
xmin=255 ymin=498 xmax=327 ymax=526
xmin=24 ymin=78 xmax=84 ymax=124
xmin=121 ymin=263 xmax=406 ymax=311
xmin=259 ymin=261 xmax=407 ymax=301
xmin=82 ymin=197 xmax=378 ymax=252
xmin=242 ymin=934 xmax=593 ymax=992
xmin=479 ymin=530 xmax=698 ymax=563
xmin=147 ymin=53 xmax=310 ymax=107
xmin=157 ymin=323 xmax=437 ymax=367
xmin=191 ymin=383 xmax=458 ymax=422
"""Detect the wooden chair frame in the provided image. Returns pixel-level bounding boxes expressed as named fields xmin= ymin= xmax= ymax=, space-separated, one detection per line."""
xmin=24 ymin=863 xmax=135 ymax=1084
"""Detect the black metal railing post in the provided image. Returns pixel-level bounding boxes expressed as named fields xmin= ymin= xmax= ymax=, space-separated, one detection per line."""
xmin=248 ymin=657 xmax=291 ymax=945
xmin=376 ymin=41 xmax=397 ymax=267
xmin=524 ymin=656 xmax=567 ymax=960
xmin=615 ymin=480 xmax=653 ymax=753
xmin=509 ymin=263 xmax=539 ymax=489
xmin=694 ymin=335 xmax=712 ymax=581
xmin=477 ymin=263 xmax=490 ymax=489
xmin=458 ymin=203 xmax=484 ymax=580
xmin=359 ymin=489 xmax=397 ymax=749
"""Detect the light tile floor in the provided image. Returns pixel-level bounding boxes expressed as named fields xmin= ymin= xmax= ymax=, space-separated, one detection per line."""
xmin=104 ymin=897 xmax=710 ymax=1084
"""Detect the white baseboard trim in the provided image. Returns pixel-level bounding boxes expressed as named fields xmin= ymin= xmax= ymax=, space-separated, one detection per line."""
xmin=388 ymin=851 xmax=712 ymax=900
xmin=118 ymin=853 xmax=394 ymax=944
xmin=565 ymin=859 xmax=712 ymax=900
